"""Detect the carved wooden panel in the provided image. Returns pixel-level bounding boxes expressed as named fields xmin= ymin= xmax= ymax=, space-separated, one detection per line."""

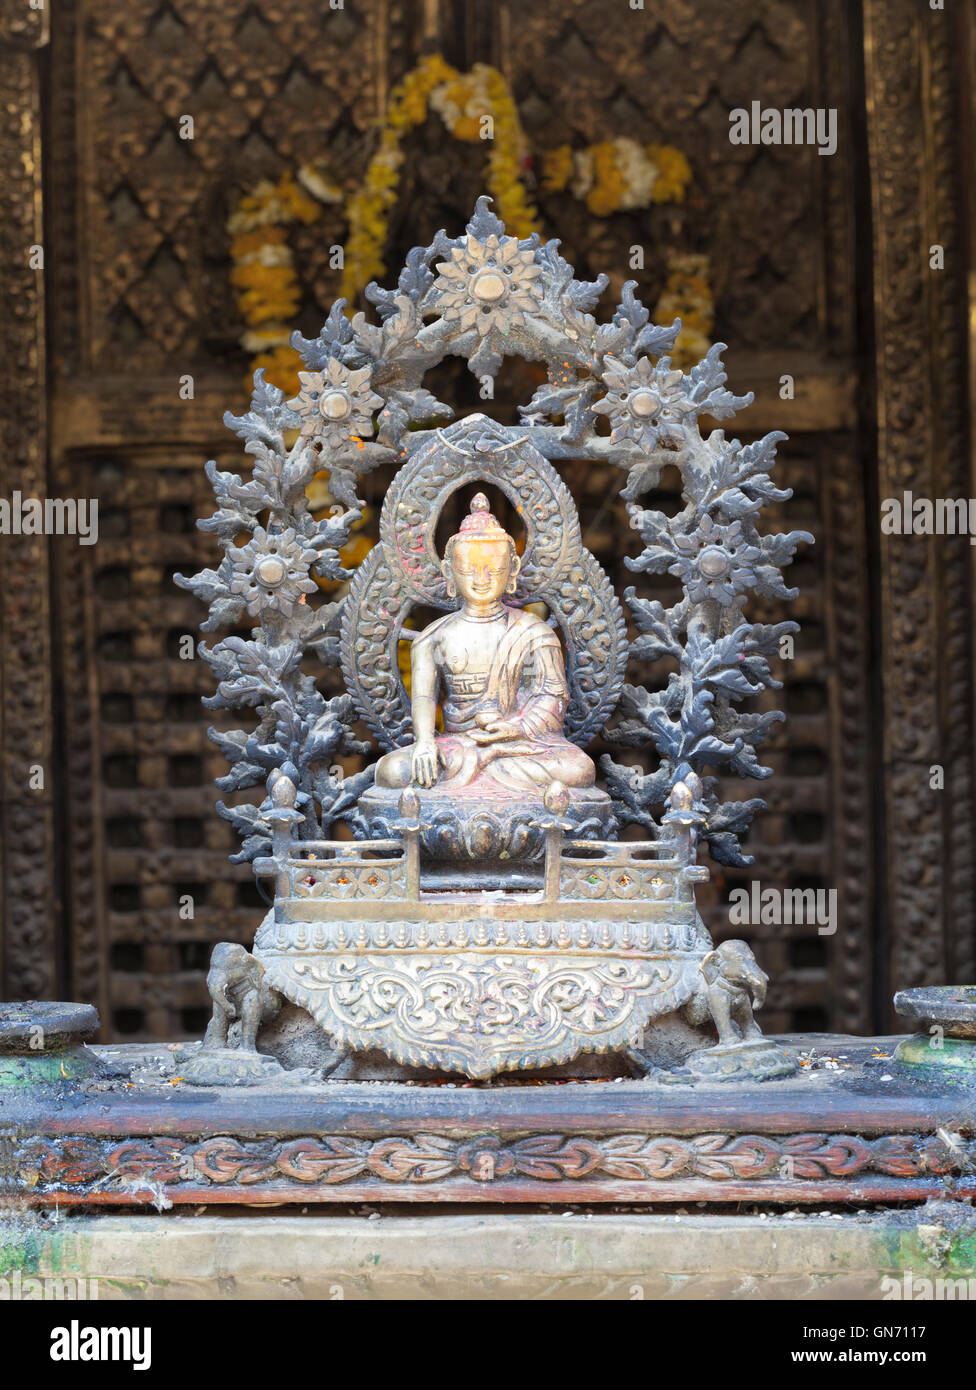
xmin=9 ymin=1038 xmax=976 ymax=1207
xmin=0 ymin=4 xmax=57 ymax=1000
xmin=863 ymin=0 xmax=975 ymax=1015
xmin=505 ymin=0 xmax=856 ymax=354
xmin=54 ymin=0 xmax=416 ymax=373
xmin=0 ymin=0 xmax=966 ymax=1042
xmin=58 ymin=451 xmax=259 ymax=1040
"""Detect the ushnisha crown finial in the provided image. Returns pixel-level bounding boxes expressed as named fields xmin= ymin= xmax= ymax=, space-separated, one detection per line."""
xmin=457 ymin=492 xmax=507 ymax=540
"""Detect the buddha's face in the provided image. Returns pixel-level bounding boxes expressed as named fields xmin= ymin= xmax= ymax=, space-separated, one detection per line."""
xmin=448 ymin=537 xmax=514 ymax=606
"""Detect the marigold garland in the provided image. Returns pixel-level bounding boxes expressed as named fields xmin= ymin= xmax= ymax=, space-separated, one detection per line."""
xmin=227 ymin=61 xmax=710 ymax=398
xmin=341 ymin=57 xmax=541 ymax=301
xmin=228 ymin=57 xmax=541 ymax=397
xmin=653 ymin=252 xmax=714 ymax=369
xmin=541 ymin=137 xmax=692 ymax=213
xmin=647 ymin=144 xmax=693 ymax=203
xmin=227 ymin=172 xmax=324 ymax=398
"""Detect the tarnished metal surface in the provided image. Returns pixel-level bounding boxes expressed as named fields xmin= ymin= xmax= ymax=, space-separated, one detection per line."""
xmin=179 ymin=199 xmax=807 ymax=1078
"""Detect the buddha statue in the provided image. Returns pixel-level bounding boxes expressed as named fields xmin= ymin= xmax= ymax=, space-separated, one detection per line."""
xmin=375 ymin=494 xmax=596 ymax=796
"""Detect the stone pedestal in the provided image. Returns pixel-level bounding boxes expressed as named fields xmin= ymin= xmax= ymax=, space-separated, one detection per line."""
xmin=0 ymin=1002 xmax=105 ymax=1087
xmin=5 ymin=1208 xmax=974 ymax=1300
xmin=893 ymin=986 xmax=976 ymax=1084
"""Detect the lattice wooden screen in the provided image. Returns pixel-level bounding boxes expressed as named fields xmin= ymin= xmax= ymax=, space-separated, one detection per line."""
xmin=0 ymin=0 xmax=966 ymax=1039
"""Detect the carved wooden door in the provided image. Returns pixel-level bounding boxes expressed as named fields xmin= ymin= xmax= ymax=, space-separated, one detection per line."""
xmin=1 ymin=0 xmax=972 ymax=1040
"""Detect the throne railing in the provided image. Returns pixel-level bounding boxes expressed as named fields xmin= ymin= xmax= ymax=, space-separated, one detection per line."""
xmin=254 ymin=771 xmax=710 ymax=960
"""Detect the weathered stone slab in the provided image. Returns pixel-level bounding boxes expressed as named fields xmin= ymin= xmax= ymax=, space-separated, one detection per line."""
xmin=5 ymin=1207 xmax=975 ymax=1301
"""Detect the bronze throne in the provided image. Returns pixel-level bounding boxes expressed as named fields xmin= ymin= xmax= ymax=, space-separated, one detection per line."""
xmin=178 ymin=199 xmax=810 ymax=1082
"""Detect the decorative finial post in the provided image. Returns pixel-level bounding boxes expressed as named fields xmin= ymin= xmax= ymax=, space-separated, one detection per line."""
xmin=397 ymin=787 xmax=422 ymax=899
xmin=540 ymin=780 xmax=572 ymax=901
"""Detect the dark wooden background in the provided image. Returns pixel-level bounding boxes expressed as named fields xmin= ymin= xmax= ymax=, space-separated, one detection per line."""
xmin=1 ymin=0 xmax=973 ymax=1041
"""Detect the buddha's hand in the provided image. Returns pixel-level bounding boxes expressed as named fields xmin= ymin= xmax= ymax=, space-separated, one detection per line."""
xmin=410 ymin=738 xmax=439 ymax=787
xmin=469 ymin=719 xmax=523 ymax=745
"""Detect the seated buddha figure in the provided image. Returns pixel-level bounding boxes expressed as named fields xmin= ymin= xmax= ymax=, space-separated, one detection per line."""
xmin=375 ymin=493 xmax=596 ymax=795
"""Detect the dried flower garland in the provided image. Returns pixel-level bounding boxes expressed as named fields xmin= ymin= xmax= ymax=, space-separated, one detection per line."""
xmin=342 ymin=57 xmax=540 ymax=302
xmin=653 ymin=252 xmax=714 ymax=368
xmin=227 ymin=172 xmax=328 ymax=397
xmin=227 ymin=63 xmax=711 ymax=390
xmin=542 ymin=138 xmax=692 ymax=213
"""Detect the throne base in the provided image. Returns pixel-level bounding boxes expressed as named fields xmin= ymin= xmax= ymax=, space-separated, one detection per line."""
xmin=257 ymin=942 xmax=704 ymax=1079
xmin=253 ymin=825 xmax=711 ymax=1078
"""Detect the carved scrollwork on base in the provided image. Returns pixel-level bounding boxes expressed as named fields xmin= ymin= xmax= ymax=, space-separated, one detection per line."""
xmin=259 ymin=950 xmax=700 ymax=1078
xmin=12 ymin=1128 xmax=971 ymax=1200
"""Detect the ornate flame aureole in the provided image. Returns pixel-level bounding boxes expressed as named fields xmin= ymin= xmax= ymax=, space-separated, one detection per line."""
xmin=177 ymin=199 xmax=812 ymax=1081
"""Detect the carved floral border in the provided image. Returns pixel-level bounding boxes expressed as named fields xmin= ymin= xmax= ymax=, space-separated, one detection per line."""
xmin=9 ymin=1129 xmax=971 ymax=1195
